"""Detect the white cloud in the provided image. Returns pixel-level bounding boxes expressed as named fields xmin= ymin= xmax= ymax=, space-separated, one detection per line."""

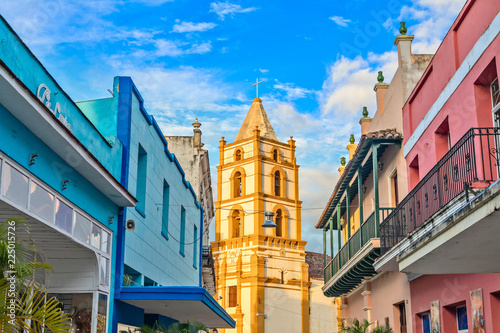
xmin=319 ymin=52 xmax=397 ymax=116
xmin=259 ymin=69 xmax=269 ymax=74
xmin=398 ymin=0 xmax=466 ymax=54
xmin=273 ymin=82 xmax=314 ymax=101
xmin=172 ymin=21 xmax=217 ymax=33
xmin=142 ymin=39 xmax=213 ymax=57
xmin=329 ymin=15 xmax=351 ymax=27
xmin=210 ymin=2 xmax=257 ymax=20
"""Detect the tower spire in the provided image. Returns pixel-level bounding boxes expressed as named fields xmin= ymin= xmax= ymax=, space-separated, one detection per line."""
xmin=235 ymin=97 xmax=277 ymax=142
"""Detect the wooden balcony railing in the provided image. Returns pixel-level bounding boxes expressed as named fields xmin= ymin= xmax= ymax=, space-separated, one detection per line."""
xmin=380 ymin=128 xmax=500 ymax=255
xmin=324 ymin=207 xmax=394 ymax=282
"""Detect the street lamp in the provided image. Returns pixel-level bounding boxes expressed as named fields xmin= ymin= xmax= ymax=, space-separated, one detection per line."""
xmin=262 ymin=211 xmax=277 ymax=228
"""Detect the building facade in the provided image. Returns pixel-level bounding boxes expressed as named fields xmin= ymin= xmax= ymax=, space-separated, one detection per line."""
xmin=78 ymin=77 xmax=235 ymax=332
xmin=212 ymin=97 xmax=310 ymax=333
xmin=375 ymin=0 xmax=500 ymax=332
xmin=316 ymin=22 xmax=433 ymax=332
xmin=0 ymin=15 xmax=136 ymax=333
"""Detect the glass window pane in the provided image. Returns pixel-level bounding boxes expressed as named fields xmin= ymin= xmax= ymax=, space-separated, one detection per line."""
xmin=29 ymin=182 xmax=54 ymax=222
xmin=101 ymin=231 xmax=110 ymax=254
xmin=3 ymin=163 xmax=29 ymax=208
xmin=55 ymin=199 xmax=73 ymax=233
xmin=74 ymin=213 xmax=91 ymax=244
xmin=97 ymin=294 xmax=108 ymax=333
xmin=100 ymin=256 xmax=109 ymax=286
xmin=91 ymin=224 xmax=101 ymax=250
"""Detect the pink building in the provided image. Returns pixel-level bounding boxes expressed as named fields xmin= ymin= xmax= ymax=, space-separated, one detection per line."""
xmin=375 ymin=1 xmax=500 ymax=333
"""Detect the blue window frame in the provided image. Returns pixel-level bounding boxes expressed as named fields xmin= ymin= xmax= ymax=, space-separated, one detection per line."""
xmin=193 ymin=225 xmax=198 ymax=268
xmin=179 ymin=206 xmax=186 ymax=256
xmin=136 ymin=144 xmax=147 ymax=215
xmin=422 ymin=313 xmax=430 ymax=333
xmin=161 ymin=181 xmax=170 ymax=240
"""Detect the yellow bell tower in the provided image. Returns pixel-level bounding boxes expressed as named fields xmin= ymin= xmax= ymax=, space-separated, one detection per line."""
xmin=212 ymin=97 xmax=309 ymax=333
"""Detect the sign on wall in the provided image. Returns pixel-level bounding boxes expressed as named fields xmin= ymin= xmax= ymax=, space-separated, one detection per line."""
xmin=37 ymin=84 xmax=72 ymax=132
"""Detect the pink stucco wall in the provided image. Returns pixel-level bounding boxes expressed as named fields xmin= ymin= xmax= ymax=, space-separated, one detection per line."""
xmin=371 ymin=272 xmax=412 ymax=333
xmin=346 ymin=288 xmax=366 ymax=324
xmin=403 ymin=0 xmax=500 ymax=183
xmin=410 ymin=274 xmax=500 ymax=333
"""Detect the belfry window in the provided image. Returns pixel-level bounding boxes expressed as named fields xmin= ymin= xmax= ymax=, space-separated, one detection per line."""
xmin=234 ymin=172 xmax=242 ymax=197
xmin=232 ymin=210 xmax=241 ymax=238
xmin=235 ymin=149 xmax=242 ymax=161
xmin=276 ymin=209 xmax=283 ymax=237
xmin=274 ymin=171 xmax=281 ymax=196
xmin=273 ymin=149 xmax=278 ymax=162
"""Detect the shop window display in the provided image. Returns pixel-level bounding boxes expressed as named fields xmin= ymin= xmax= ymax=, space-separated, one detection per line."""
xmin=48 ymin=293 xmax=94 ymax=333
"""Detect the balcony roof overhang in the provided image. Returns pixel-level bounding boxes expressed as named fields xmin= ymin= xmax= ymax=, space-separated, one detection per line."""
xmin=117 ymin=286 xmax=236 ymax=329
xmin=322 ymin=239 xmax=380 ymax=297
xmin=396 ymin=180 xmax=500 ymax=274
xmin=316 ymin=130 xmax=402 ymax=230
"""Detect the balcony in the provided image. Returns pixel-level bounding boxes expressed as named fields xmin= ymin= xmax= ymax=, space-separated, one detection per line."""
xmin=323 ymin=208 xmax=393 ymax=297
xmin=377 ymin=128 xmax=500 ymax=274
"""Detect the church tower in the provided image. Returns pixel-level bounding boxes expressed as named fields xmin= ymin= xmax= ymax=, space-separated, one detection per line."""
xmin=212 ymin=97 xmax=309 ymax=333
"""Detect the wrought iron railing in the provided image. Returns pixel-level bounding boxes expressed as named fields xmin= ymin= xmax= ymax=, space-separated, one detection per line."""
xmin=324 ymin=207 xmax=394 ymax=282
xmin=380 ymin=128 xmax=500 ymax=255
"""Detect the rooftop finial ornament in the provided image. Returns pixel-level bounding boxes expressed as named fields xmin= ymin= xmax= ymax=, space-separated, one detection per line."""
xmin=349 ymin=134 xmax=355 ymax=145
xmin=377 ymin=71 xmax=384 ymax=83
xmin=399 ymin=21 xmax=407 ymax=35
xmin=340 ymin=157 xmax=346 ymax=166
xmin=362 ymin=106 xmax=369 ymax=118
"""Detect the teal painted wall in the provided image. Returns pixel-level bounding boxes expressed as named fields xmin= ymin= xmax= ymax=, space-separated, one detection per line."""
xmin=0 ymin=16 xmax=123 ymax=181
xmin=81 ymin=77 xmax=202 ymax=289
xmin=0 ymin=103 xmax=119 ymax=225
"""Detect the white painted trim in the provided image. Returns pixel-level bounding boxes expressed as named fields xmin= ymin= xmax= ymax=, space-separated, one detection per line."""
xmin=404 ymin=12 xmax=500 ymax=157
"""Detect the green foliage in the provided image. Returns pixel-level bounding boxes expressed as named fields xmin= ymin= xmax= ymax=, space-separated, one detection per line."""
xmin=342 ymin=319 xmax=394 ymax=333
xmin=371 ymin=325 xmax=394 ymax=333
xmin=0 ymin=219 xmax=71 ymax=333
xmin=342 ymin=318 xmax=372 ymax=333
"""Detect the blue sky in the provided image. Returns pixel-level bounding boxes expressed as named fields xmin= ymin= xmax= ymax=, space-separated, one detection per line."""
xmin=2 ymin=0 xmax=465 ymax=253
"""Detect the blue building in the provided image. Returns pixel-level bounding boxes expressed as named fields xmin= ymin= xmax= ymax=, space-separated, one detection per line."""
xmin=0 ymin=16 xmax=135 ymax=333
xmin=78 ymin=77 xmax=235 ymax=331
xmin=0 ymin=15 xmax=234 ymax=333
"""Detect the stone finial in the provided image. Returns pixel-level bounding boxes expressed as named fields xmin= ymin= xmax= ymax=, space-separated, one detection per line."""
xmin=340 ymin=157 xmax=346 ymax=166
xmin=193 ymin=118 xmax=203 ymax=148
xmin=349 ymin=134 xmax=355 ymax=144
xmin=362 ymin=106 xmax=369 ymax=118
xmin=399 ymin=21 xmax=407 ymax=35
xmin=377 ymin=71 xmax=384 ymax=83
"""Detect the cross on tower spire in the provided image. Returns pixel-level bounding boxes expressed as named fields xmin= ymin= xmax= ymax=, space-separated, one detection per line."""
xmin=253 ymin=78 xmax=263 ymax=98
